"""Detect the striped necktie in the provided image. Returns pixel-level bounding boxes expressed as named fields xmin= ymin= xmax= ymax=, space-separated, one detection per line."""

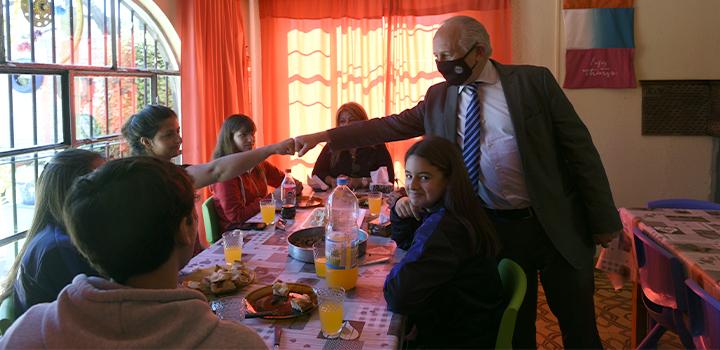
xmin=462 ymin=83 xmax=481 ymax=194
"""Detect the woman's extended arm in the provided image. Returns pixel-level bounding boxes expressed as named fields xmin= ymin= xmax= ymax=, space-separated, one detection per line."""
xmin=186 ymin=139 xmax=294 ymax=189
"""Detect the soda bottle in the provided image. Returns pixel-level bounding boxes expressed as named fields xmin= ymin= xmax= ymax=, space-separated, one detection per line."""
xmin=280 ymin=169 xmax=296 ymax=220
xmin=325 ymin=175 xmax=359 ymax=290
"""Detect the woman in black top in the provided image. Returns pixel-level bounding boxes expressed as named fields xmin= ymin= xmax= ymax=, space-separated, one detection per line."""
xmin=312 ymin=102 xmax=394 ymax=189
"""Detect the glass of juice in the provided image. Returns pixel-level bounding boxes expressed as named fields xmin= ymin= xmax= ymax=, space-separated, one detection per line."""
xmin=222 ymin=230 xmax=244 ymax=264
xmin=367 ymin=191 xmax=382 ymax=217
xmin=260 ymin=197 xmax=275 ymax=225
xmin=316 ymin=287 xmax=345 ymax=338
xmin=313 ymin=241 xmax=326 ymax=278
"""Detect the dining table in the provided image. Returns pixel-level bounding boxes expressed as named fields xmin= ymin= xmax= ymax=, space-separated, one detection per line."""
xmin=180 ymin=194 xmax=405 ymax=350
xmin=596 ymin=207 xmax=720 ymax=347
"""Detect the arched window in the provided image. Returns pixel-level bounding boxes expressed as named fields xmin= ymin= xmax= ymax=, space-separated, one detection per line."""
xmin=0 ymin=0 xmax=180 ymax=277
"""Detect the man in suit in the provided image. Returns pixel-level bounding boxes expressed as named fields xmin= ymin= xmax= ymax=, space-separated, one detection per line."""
xmin=295 ymin=15 xmax=621 ymax=349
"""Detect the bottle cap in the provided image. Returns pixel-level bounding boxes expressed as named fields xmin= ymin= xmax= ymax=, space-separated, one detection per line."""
xmin=336 ymin=176 xmax=349 ymax=186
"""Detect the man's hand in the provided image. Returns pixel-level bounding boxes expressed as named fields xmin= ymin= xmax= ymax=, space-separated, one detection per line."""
xmin=394 ymin=197 xmax=423 ymax=220
xmin=593 ymin=230 xmax=622 ymax=248
xmin=272 ymin=138 xmax=296 ymax=155
xmin=294 ymin=131 xmax=329 ymax=157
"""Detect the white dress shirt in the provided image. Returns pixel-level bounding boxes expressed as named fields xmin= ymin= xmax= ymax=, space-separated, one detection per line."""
xmin=457 ymin=62 xmax=530 ymax=210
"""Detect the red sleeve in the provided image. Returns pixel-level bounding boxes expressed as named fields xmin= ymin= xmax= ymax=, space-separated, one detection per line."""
xmin=262 ymin=161 xmax=285 ymax=188
xmin=212 ymin=177 xmax=260 ymax=225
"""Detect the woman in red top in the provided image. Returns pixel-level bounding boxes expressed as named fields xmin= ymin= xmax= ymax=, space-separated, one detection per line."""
xmin=211 ymin=115 xmax=302 ymax=231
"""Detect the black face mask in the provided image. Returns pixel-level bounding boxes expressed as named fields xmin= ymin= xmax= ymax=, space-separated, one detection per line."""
xmin=436 ymin=44 xmax=478 ymax=85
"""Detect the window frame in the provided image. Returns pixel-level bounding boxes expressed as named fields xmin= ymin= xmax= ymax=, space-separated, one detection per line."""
xmin=0 ymin=0 xmax=180 ymax=259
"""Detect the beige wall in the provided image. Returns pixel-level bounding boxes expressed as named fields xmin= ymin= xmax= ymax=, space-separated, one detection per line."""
xmin=153 ymin=0 xmax=717 ymax=207
xmin=513 ymin=0 xmax=717 ymax=207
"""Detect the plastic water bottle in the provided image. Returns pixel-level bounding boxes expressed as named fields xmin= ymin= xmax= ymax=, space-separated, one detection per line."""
xmin=280 ymin=169 xmax=296 ymax=219
xmin=325 ymin=175 xmax=359 ymax=290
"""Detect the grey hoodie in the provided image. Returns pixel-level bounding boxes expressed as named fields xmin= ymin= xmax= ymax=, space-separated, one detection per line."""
xmin=0 ymin=275 xmax=267 ymax=349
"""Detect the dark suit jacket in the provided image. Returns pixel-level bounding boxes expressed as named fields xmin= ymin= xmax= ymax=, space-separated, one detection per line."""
xmin=327 ymin=60 xmax=621 ymax=269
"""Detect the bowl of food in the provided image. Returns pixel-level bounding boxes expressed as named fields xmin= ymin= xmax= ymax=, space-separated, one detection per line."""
xmin=287 ymin=227 xmax=368 ymax=263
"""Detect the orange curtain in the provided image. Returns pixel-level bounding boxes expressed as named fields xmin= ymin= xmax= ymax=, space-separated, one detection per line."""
xmin=179 ymin=0 xmax=251 ymax=245
xmin=179 ymin=0 xmax=251 ymax=168
xmin=259 ymin=0 xmax=511 ymax=186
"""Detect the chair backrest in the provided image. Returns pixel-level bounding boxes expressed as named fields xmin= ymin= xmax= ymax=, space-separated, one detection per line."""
xmin=647 ymin=198 xmax=720 ymax=210
xmin=632 ymin=227 xmax=687 ymax=310
xmin=495 ymin=258 xmax=527 ymax=349
xmin=202 ymin=196 xmax=221 ymax=244
xmin=685 ymin=278 xmax=720 ymax=350
xmin=0 ymin=294 xmax=16 ymax=336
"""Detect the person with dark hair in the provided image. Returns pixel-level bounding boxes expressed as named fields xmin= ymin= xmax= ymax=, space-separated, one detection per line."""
xmin=121 ymin=104 xmax=295 ymax=189
xmin=0 ymin=149 xmax=104 ymax=318
xmin=312 ymin=102 xmax=394 ymax=189
xmin=0 ymin=157 xmax=267 ymax=348
xmin=296 ymin=15 xmax=620 ymax=349
xmin=384 ymin=137 xmax=503 ymax=349
xmin=210 ymin=114 xmax=302 ymax=230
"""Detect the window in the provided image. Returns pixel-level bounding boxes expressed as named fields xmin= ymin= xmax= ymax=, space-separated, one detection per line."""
xmin=0 ymin=0 xmax=180 ymax=278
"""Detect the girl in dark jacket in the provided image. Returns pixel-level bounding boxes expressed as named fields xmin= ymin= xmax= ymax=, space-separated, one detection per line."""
xmin=384 ymin=137 xmax=504 ymax=349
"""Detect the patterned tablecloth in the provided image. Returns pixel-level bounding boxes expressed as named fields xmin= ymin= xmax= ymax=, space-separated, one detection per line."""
xmin=596 ymin=207 xmax=720 ymax=299
xmin=180 ymin=206 xmax=404 ymax=350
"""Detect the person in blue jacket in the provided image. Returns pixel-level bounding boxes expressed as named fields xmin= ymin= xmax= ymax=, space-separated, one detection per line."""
xmin=384 ymin=137 xmax=505 ymax=349
xmin=0 ymin=149 xmax=104 ymax=317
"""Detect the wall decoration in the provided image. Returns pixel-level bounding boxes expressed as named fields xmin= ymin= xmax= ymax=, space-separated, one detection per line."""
xmin=562 ymin=0 xmax=636 ymax=88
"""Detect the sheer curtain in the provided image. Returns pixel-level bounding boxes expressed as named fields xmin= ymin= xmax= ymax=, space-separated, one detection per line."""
xmin=257 ymin=0 xmax=511 ymax=185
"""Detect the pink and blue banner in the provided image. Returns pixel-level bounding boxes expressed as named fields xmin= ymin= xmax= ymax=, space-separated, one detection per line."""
xmin=563 ymin=1 xmax=636 ymax=88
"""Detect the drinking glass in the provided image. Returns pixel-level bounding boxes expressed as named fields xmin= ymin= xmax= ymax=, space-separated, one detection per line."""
xmin=260 ymin=197 xmax=275 ymax=225
xmin=222 ymin=230 xmax=243 ymax=264
xmin=316 ymin=287 xmax=345 ymax=338
xmin=313 ymin=241 xmax=326 ymax=278
xmin=367 ymin=191 xmax=382 ymax=216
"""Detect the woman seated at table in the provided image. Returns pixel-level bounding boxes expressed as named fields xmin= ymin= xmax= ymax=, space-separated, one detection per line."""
xmin=0 ymin=157 xmax=267 ymax=348
xmin=384 ymin=137 xmax=505 ymax=349
xmin=0 ymin=149 xmax=104 ymax=318
xmin=312 ymin=102 xmax=394 ymax=189
xmin=121 ymin=105 xmax=295 ymax=190
xmin=122 ymin=105 xmax=294 ymax=244
xmin=210 ymin=114 xmax=302 ymax=231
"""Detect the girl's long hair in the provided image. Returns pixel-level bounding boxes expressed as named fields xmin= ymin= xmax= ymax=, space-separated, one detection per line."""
xmin=405 ymin=137 xmax=499 ymax=257
xmin=212 ymin=114 xmax=257 ymax=159
xmin=0 ymin=149 xmax=103 ymax=300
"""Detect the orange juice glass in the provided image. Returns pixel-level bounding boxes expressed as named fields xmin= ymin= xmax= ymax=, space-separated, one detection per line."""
xmin=316 ymin=287 xmax=345 ymax=338
xmin=260 ymin=198 xmax=275 ymax=224
xmin=222 ymin=230 xmax=243 ymax=264
xmin=367 ymin=191 xmax=382 ymax=216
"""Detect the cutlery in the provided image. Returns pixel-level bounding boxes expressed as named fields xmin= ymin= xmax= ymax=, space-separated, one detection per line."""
xmin=274 ymin=326 xmax=282 ymax=350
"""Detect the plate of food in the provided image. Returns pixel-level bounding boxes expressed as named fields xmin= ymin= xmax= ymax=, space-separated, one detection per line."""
xmin=297 ymin=195 xmax=323 ymax=208
xmin=181 ymin=261 xmax=255 ymax=297
xmin=244 ymin=281 xmax=317 ymax=319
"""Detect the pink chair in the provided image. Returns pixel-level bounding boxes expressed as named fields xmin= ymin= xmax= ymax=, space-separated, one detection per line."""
xmin=685 ymin=278 xmax=720 ymax=350
xmin=632 ymin=227 xmax=694 ymax=349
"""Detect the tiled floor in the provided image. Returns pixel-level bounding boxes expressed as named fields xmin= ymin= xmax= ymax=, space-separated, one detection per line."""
xmin=535 ymin=270 xmax=683 ymax=349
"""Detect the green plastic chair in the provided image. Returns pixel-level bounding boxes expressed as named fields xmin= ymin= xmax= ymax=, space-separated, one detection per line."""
xmin=0 ymin=294 xmax=16 ymax=336
xmin=495 ymin=258 xmax=527 ymax=349
xmin=202 ymin=196 xmax=221 ymax=244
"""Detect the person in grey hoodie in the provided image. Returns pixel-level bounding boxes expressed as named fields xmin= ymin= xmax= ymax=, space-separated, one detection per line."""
xmin=0 ymin=156 xmax=268 ymax=349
